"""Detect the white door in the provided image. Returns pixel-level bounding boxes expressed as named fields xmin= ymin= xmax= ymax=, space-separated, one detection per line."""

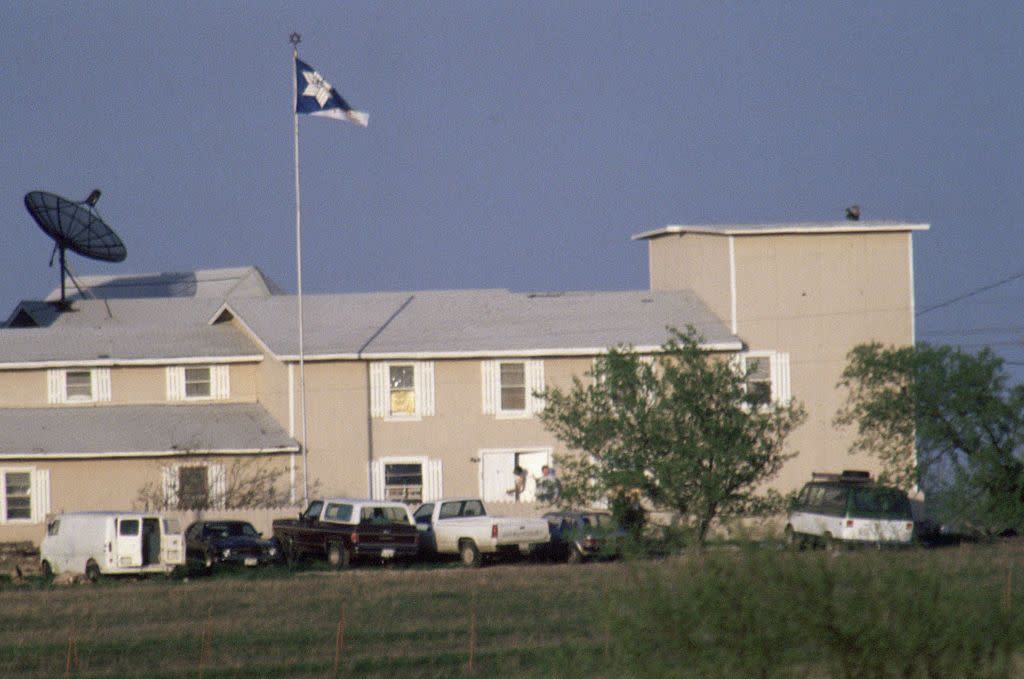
xmin=116 ymin=517 xmax=143 ymax=568
xmin=480 ymin=451 xmax=516 ymax=502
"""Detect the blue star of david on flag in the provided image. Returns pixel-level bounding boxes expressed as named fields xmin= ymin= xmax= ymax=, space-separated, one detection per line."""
xmin=295 ymin=58 xmax=369 ymax=127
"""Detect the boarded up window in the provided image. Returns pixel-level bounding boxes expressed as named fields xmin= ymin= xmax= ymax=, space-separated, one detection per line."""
xmin=384 ymin=463 xmax=423 ymax=503
xmin=178 ymin=466 xmax=209 ymax=510
xmin=4 ymin=472 xmax=30 ymax=520
xmin=745 ymin=358 xmax=772 ymax=406
xmin=389 ymin=365 xmax=416 ymax=415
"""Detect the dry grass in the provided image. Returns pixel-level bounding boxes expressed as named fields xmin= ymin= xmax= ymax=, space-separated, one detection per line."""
xmin=4 ymin=544 xmax=1024 ymax=678
xmin=0 ymin=560 xmax=615 ymax=678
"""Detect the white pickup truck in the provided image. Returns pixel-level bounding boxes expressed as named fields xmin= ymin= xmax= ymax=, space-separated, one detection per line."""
xmin=413 ymin=497 xmax=550 ymax=567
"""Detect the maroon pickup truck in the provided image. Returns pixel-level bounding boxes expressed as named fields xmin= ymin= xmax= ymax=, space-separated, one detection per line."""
xmin=272 ymin=498 xmax=419 ymax=568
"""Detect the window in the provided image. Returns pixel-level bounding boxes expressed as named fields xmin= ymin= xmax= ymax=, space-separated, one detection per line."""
xmin=161 ymin=463 xmax=226 ymax=510
xmin=371 ymin=457 xmax=442 ymax=502
xmin=119 ymin=519 xmax=140 ymax=536
xmin=384 ymin=463 xmax=423 ymax=503
xmin=370 ymin=362 xmax=435 ymax=419
xmin=185 ymin=367 xmax=211 ymax=398
xmin=482 ymin=359 xmax=544 ymax=417
xmin=745 ymin=358 xmax=772 ymax=406
xmin=166 ymin=365 xmax=229 ymax=401
xmin=736 ymin=352 xmax=791 ymax=406
xmin=413 ymin=503 xmax=434 ymax=524
xmin=0 ymin=468 xmax=48 ymax=524
xmin=178 ymin=466 xmax=209 ymax=510
xmin=500 ymin=362 xmax=526 ymax=411
xmin=4 ymin=472 xmax=30 ymax=520
xmin=65 ymin=370 xmax=92 ymax=400
xmin=47 ymin=368 xmax=111 ymax=404
xmin=389 ymin=365 xmax=415 ymax=415
xmin=324 ymin=503 xmax=354 ymax=522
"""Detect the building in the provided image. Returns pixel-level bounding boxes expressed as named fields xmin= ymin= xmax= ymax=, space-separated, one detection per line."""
xmin=0 ymin=221 xmax=927 ymax=544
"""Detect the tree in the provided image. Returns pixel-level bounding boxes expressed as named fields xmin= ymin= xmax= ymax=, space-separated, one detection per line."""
xmin=835 ymin=341 xmax=1024 ymax=534
xmin=135 ymin=458 xmax=297 ymax=511
xmin=537 ymin=327 xmax=806 ymax=546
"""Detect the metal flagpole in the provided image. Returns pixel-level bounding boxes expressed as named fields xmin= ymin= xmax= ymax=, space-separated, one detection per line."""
xmin=290 ymin=32 xmax=310 ymax=505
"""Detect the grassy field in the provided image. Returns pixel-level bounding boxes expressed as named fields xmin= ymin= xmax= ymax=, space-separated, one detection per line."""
xmin=2 ymin=545 xmax=1024 ymax=678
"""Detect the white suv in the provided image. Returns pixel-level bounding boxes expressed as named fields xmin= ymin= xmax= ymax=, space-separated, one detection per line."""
xmin=785 ymin=471 xmax=914 ymax=549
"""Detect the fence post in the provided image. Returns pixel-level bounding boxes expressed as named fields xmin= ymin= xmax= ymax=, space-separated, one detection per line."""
xmin=198 ymin=604 xmax=213 ymax=679
xmin=333 ymin=602 xmax=346 ymax=678
xmin=64 ymin=623 xmax=78 ymax=678
xmin=467 ymin=586 xmax=478 ymax=673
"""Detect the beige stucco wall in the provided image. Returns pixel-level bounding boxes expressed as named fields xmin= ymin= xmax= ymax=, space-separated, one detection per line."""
xmin=294 ymin=356 xmax=591 ymax=501
xmin=734 ymin=231 xmax=914 ymax=490
xmin=0 ymin=371 xmax=46 ymax=407
xmin=0 ymin=362 xmax=260 ymax=408
xmin=649 ymin=233 xmax=733 ymax=326
xmin=646 ymin=229 xmax=917 ymax=493
xmin=1 ymin=454 xmax=294 ymax=545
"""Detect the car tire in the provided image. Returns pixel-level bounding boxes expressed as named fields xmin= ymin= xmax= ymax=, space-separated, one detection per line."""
xmin=459 ymin=540 xmax=482 ymax=568
xmin=822 ymin=532 xmax=837 ymax=553
xmin=284 ymin=539 xmax=299 ymax=570
xmin=327 ymin=542 xmax=351 ymax=570
xmin=41 ymin=560 xmax=54 ymax=581
xmin=85 ymin=559 xmax=101 ymax=583
xmin=203 ymin=549 xmax=215 ymax=574
xmin=784 ymin=525 xmax=802 ymax=550
xmin=566 ymin=545 xmax=584 ymax=565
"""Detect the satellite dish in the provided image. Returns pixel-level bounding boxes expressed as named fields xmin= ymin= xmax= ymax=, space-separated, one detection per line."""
xmin=23 ymin=189 xmax=127 ymax=307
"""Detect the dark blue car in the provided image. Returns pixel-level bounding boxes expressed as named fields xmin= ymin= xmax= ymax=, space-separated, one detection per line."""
xmin=185 ymin=520 xmax=279 ymax=573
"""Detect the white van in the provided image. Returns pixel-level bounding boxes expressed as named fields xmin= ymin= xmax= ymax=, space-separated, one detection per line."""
xmin=40 ymin=511 xmax=185 ymax=580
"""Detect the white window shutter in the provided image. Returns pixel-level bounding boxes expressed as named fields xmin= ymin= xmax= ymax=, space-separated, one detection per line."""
xmin=481 ymin=361 xmax=497 ymax=414
xmin=162 ymin=466 xmax=178 ymax=508
xmin=208 ymin=464 xmax=227 ymax=509
xmin=47 ymin=370 xmax=63 ymax=404
xmin=417 ymin=362 xmax=435 ymax=416
xmin=212 ymin=365 xmax=230 ymax=400
xmin=425 ymin=459 xmax=443 ymax=502
xmin=31 ymin=469 xmax=50 ymax=524
xmin=527 ymin=360 xmax=545 ymax=414
xmin=95 ymin=368 xmax=112 ymax=402
xmin=370 ymin=363 xmax=388 ymax=418
xmin=166 ymin=367 xmax=184 ymax=401
xmin=370 ymin=459 xmax=385 ymax=499
xmin=773 ymin=352 xmax=791 ymax=403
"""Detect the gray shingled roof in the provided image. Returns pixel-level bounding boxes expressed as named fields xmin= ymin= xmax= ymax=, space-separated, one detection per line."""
xmin=222 ymin=288 xmax=740 ymax=358
xmin=0 ymin=403 xmax=299 ymax=458
xmin=0 ymin=298 xmax=261 ymax=364
xmin=45 ymin=266 xmax=283 ymax=301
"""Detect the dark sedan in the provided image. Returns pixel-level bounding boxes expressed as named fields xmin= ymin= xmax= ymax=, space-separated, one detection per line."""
xmin=542 ymin=511 xmax=626 ymax=563
xmin=185 ymin=520 xmax=279 ymax=572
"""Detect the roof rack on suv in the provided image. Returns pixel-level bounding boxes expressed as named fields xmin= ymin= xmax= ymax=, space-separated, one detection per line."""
xmin=811 ymin=470 xmax=872 ymax=484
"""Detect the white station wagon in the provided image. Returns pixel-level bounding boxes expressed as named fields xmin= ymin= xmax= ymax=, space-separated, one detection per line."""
xmin=785 ymin=471 xmax=915 ymax=549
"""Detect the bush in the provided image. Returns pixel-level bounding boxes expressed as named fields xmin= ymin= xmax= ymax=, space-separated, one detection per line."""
xmin=597 ymin=547 xmax=1023 ymax=678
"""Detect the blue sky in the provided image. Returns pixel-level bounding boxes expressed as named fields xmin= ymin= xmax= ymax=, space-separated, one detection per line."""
xmin=3 ymin=2 xmax=1024 ymax=367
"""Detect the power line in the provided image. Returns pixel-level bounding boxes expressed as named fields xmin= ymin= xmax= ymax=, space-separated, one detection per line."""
xmin=917 ymin=270 xmax=1024 ymax=317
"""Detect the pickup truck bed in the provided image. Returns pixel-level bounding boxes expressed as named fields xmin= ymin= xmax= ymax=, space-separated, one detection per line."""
xmin=273 ymin=498 xmax=418 ymax=568
xmin=413 ymin=498 xmax=550 ymax=567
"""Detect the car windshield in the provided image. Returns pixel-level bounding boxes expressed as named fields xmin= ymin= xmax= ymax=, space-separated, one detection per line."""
xmin=207 ymin=522 xmax=258 ymax=538
xmin=849 ymin=487 xmax=912 ymax=519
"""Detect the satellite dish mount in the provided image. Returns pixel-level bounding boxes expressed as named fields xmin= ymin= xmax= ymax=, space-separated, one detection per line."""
xmin=23 ymin=189 xmax=127 ymax=308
